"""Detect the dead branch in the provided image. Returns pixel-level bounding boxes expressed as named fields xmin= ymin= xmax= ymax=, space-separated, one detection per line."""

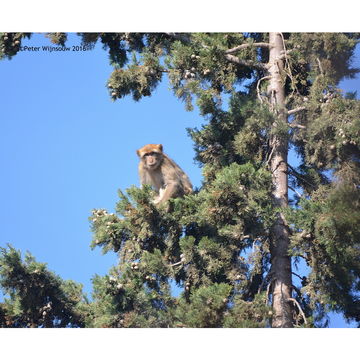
xmin=169 ymin=260 xmax=182 ymax=267
xmin=289 ymin=123 xmax=306 ymax=129
xmin=286 ymin=163 xmax=316 ymax=189
xmin=289 ymin=185 xmax=303 ymax=198
xmin=256 ymin=75 xmax=272 ymax=103
xmin=287 ymin=297 xmax=308 ymax=325
xmin=291 ymin=285 xmax=303 ymax=298
xmin=265 ymin=142 xmax=275 ymax=168
xmin=317 ymin=57 xmax=324 ymax=75
xmin=291 ymin=271 xmax=305 ymax=281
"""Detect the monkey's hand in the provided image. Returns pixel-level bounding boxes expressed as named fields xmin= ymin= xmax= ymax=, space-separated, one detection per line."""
xmin=152 ymin=188 xmax=165 ymax=205
xmin=152 ymin=196 xmax=161 ymax=205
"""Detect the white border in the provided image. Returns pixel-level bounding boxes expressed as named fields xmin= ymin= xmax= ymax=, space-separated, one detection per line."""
xmin=1 ymin=0 xmax=358 ymax=32
xmin=1 ymin=328 xmax=359 ymax=360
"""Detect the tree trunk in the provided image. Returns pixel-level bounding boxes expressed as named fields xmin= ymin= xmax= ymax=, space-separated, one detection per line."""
xmin=267 ymin=32 xmax=293 ymax=328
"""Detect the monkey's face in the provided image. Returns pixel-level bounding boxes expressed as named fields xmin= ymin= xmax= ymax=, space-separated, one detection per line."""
xmin=137 ymin=144 xmax=164 ymax=171
xmin=142 ymin=151 xmax=162 ymax=170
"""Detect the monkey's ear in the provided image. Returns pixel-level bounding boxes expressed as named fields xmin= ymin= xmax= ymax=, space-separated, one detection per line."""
xmin=157 ymin=144 xmax=163 ymax=152
xmin=136 ymin=149 xmax=141 ymax=157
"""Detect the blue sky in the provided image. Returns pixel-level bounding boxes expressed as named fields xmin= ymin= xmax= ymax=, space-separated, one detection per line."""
xmin=0 ymin=33 xmax=359 ymax=327
xmin=0 ymin=33 xmax=203 ymax=292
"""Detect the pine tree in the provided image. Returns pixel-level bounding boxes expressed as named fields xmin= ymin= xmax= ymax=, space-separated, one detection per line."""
xmin=1 ymin=32 xmax=359 ymax=328
xmin=84 ymin=32 xmax=360 ymax=328
xmin=0 ymin=245 xmax=88 ymax=327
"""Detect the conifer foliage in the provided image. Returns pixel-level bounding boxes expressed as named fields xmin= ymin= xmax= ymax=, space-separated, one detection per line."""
xmin=1 ymin=32 xmax=359 ymax=327
xmin=0 ymin=246 xmax=87 ymax=327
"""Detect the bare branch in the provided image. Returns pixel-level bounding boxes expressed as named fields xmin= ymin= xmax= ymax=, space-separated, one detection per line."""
xmin=292 ymin=285 xmax=303 ymax=298
xmin=224 ymin=54 xmax=268 ymax=71
xmin=169 ymin=260 xmax=182 ymax=267
xmin=257 ymin=75 xmax=272 ymax=103
xmin=287 ymin=297 xmax=308 ymax=325
xmin=225 ymin=42 xmax=270 ymax=54
xmin=280 ymin=48 xmax=295 ymax=55
xmin=317 ymin=57 xmax=324 ymax=75
xmin=287 ymin=163 xmax=316 ymax=189
xmin=265 ymin=144 xmax=275 ymax=168
xmin=287 ymin=106 xmax=306 ymax=115
xmin=291 ymin=272 xmax=305 ymax=281
xmin=289 ymin=123 xmax=306 ymax=130
xmin=289 ymin=185 xmax=303 ymax=198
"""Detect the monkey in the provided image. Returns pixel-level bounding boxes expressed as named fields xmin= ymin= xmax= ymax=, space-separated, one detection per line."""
xmin=136 ymin=144 xmax=193 ymax=204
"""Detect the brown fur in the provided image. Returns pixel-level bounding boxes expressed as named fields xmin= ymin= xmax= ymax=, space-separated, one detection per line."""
xmin=137 ymin=144 xmax=193 ymax=204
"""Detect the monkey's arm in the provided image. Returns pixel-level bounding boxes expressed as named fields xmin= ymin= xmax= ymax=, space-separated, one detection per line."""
xmin=156 ymin=181 xmax=179 ymax=204
xmin=180 ymin=173 xmax=193 ymax=194
xmin=139 ymin=164 xmax=151 ymax=186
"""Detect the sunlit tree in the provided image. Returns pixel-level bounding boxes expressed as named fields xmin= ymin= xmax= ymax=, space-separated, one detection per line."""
xmin=1 ymin=32 xmax=359 ymax=327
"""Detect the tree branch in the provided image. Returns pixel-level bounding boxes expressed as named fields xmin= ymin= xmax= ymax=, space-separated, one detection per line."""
xmin=164 ymin=33 xmax=269 ymax=72
xmin=289 ymin=185 xmax=303 ymax=198
xmin=289 ymin=123 xmax=306 ymax=129
xmin=291 ymin=285 xmax=303 ymax=298
xmin=169 ymin=260 xmax=182 ymax=267
xmin=291 ymin=271 xmax=305 ymax=281
xmin=317 ymin=57 xmax=324 ymax=75
xmin=225 ymin=42 xmax=270 ymax=54
xmin=287 ymin=298 xmax=308 ymax=325
xmin=286 ymin=164 xmax=316 ymax=189
xmin=257 ymin=75 xmax=272 ymax=103
xmin=224 ymin=54 xmax=268 ymax=71
xmin=287 ymin=106 xmax=306 ymax=115
xmin=265 ymin=142 xmax=275 ymax=167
